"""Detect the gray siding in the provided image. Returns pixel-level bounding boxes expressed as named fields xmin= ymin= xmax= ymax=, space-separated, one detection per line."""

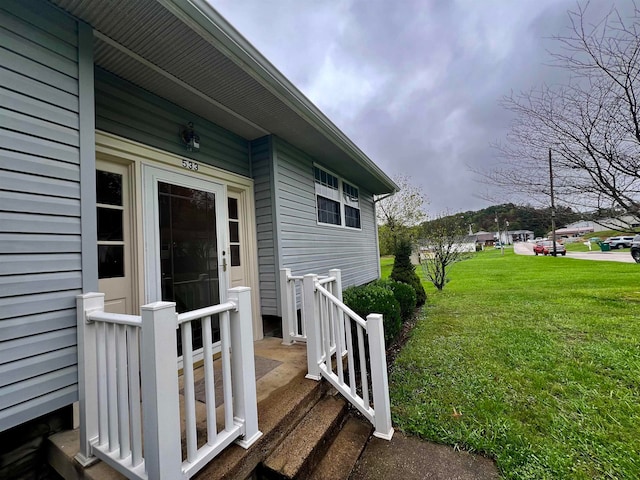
xmin=273 ymin=137 xmax=380 ymax=300
xmin=250 ymin=136 xmax=280 ymax=316
xmin=95 ymin=69 xmax=250 ymax=177
xmin=0 ymin=0 xmax=81 ymax=431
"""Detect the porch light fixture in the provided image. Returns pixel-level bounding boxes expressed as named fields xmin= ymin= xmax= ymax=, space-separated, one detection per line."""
xmin=180 ymin=122 xmax=200 ymax=152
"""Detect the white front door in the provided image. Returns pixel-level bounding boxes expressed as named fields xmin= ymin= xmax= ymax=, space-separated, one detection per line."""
xmin=143 ymin=166 xmax=228 ymax=350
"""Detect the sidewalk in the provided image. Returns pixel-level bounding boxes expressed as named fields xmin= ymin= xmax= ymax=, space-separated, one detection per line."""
xmin=351 ymin=431 xmax=500 ymax=480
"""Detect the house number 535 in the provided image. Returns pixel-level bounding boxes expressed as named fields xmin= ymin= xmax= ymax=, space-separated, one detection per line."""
xmin=182 ymin=160 xmax=199 ymax=171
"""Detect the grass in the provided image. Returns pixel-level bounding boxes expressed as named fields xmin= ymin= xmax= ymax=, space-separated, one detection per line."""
xmin=386 ymin=249 xmax=640 ymax=479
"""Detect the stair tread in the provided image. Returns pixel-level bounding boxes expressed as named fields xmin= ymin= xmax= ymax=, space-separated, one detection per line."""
xmin=309 ymin=417 xmax=372 ymax=480
xmin=263 ymin=395 xmax=347 ymax=479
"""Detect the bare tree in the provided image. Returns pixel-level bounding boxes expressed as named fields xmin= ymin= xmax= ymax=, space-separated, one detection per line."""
xmin=376 ymin=175 xmax=429 ymax=248
xmin=484 ymin=2 xmax=640 ymax=229
xmin=420 ymin=213 xmax=472 ymax=291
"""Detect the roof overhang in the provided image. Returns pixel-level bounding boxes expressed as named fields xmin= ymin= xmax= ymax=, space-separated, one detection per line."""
xmin=50 ymin=0 xmax=397 ymax=194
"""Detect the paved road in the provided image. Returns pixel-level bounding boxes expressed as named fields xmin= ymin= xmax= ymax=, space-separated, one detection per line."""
xmin=514 ymin=242 xmax=636 ymax=263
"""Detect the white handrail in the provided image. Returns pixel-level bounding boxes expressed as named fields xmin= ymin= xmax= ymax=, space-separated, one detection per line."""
xmin=301 ymin=270 xmax=394 ymax=440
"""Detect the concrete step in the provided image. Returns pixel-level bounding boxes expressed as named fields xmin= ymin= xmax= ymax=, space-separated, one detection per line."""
xmin=47 ymin=370 xmax=326 ymax=480
xmin=308 ymin=416 xmax=372 ymax=480
xmin=261 ymin=395 xmax=347 ymax=480
xmin=194 ymin=371 xmax=327 ymax=480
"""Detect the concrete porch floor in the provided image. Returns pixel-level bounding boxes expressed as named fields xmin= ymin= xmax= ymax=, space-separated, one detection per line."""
xmin=48 ymin=337 xmax=319 ymax=480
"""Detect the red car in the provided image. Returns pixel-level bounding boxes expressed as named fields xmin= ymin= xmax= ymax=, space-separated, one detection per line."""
xmin=533 ymin=240 xmax=566 ymax=256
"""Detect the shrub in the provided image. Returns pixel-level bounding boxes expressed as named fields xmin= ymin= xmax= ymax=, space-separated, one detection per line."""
xmin=390 ymin=238 xmax=427 ymax=306
xmin=373 ymin=279 xmax=417 ymax=322
xmin=343 ymin=284 xmax=402 ymax=343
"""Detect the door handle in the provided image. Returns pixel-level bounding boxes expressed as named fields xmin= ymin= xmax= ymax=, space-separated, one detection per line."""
xmin=222 ymin=257 xmax=227 ymax=272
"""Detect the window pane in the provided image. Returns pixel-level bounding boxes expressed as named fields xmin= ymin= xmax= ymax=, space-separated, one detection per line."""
xmin=229 ymin=221 xmax=239 ymax=243
xmin=98 ymin=245 xmax=124 ymax=278
xmin=230 ymin=245 xmax=241 ymax=266
xmin=96 ymin=171 xmax=122 ymax=206
xmin=314 ymin=167 xmax=338 ymax=191
xmin=345 ymin=205 xmax=361 ymax=228
xmin=228 ymin=197 xmax=238 ymax=220
xmin=97 ymin=207 xmax=123 ymax=241
xmin=317 ymin=196 xmax=341 ymax=225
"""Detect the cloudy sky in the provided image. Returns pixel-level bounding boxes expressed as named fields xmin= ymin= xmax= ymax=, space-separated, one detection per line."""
xmin=211 ymin=0 xmax=625 ymax=215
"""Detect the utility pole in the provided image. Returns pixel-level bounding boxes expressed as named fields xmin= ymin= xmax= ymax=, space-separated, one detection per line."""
xmin=549 ymin=148 xmax=557 ymax=256
xmin=495 ymin=216 xmax=504 ymax=256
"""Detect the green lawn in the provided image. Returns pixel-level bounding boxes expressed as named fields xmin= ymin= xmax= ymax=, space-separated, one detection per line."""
xmin=386 ymin=249 xmax=640 ymax=479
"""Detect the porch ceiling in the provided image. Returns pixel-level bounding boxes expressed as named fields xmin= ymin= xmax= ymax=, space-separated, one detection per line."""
xmin=49 ymin=0 xmax=397 ymax=195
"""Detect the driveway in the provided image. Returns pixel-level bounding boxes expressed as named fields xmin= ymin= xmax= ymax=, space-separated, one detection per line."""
xmin=514 ymin=242 xmax=636 ymax=264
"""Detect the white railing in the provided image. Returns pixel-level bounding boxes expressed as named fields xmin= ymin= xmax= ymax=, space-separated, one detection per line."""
xmin=302 ymin=270 xmax=394 ymax=440
xmin=75 ymin=287 xmax=261 ymax=480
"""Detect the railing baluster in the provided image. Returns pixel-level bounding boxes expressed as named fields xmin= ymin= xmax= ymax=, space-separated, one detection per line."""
xmin=334 ymin=300 xmax=344 ymax=384
xmin=127 ymin=327 xmax=143 ymax=467
xmin=322 ymin=292 xmax=331 ymax=371
xmin=299 ymin=279 xmax=306 ymax=337
xmin=344 ymin=315 xmax=357 ymax=397
xmin=116 ymin=324 xmax=130 ymax=459
xmin=221 ymin=311 xmax=234 ymax=431
xmin=357 ymin=324 xmax=369 ymax=408
xmin=106 ymin=323 xmax=118 ymax=452
xmin=202 ymin=315 xmax=218 ymax=444
xmin=182 ymin=321 xmax=197 ymax=462
xmin=96 ymin=322 xmax=108 ymax=447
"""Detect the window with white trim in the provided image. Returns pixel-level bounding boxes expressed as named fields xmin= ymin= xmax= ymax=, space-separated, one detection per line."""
xmin=314 ymin=166 xmax=361 ymax=229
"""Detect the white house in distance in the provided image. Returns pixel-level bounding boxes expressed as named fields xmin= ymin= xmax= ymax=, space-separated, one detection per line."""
xmin=0 ymin=1 xmax=397 ymax=477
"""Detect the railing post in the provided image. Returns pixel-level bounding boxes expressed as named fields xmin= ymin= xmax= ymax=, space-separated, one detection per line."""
xmin=228 ymin=287 xmax=263 ymax=448
xmin=329 ymin=269 xmax=342 ymax=303
xmin=303 ymin=274 xmax=322 ymax=380
xmin=75 ymin=293 xmax=104 ymax=466
xmin=280 ymin=268 xmax=294 ymax=345
xmin=366 ymin=313 xmax=394 ymax=440
xmin=140 ymin=301 xmax=182 ymax=479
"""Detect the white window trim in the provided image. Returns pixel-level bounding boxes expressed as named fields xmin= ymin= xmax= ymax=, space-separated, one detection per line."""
xmin=313 ymin=164 xmax=362 ymax=230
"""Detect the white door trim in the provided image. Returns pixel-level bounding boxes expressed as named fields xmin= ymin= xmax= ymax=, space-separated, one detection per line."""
xmin=96 ymin=130 xmax=263 ymax=340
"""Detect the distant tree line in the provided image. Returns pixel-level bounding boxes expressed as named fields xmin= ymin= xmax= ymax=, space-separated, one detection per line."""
xmin=379 ymin=203 xmax=584 ymax=255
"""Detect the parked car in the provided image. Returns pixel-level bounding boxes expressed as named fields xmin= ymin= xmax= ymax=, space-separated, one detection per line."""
xmin=533 ymin=240 xmax=566 ymax=256
xmin=631 ymin=235 xmax=640 ymax=263
xmin=603 ymin=236 xmax=635 ymax=249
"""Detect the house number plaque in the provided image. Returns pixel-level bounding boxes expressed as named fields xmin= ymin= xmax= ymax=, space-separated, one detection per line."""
xmin=182 ymin=159 xmax=199 ymax=171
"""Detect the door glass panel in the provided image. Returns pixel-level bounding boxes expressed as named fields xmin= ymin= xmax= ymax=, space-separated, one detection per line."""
xmin=229 ymin=221 xmax=239 ymax=243
xmin=228 ymin=197 xmax=241 ymax=268
xmin=98 ymin=245 xmax=124 ymax=278
xmin=228 ymin=197 xmax=238 ymax=220
xmin=97 ymin=208 xmax=123 ymax=241
xmin=96 ymin=171 xmax=122 ymax=205
xmin=158 ymin=182 xmax=220 ymax=353
xmin=96 ymin=170 xmax=125 ymax=279
xmin=230 ymin=245 xmax=240 ymax=267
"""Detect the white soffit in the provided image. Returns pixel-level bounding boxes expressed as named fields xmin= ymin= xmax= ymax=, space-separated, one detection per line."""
xmin=49 ymin=0 xmax=397 ymax=194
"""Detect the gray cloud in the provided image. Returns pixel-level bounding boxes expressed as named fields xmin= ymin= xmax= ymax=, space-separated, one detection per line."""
xmin=211 ymin=0 xmax=626 ymax=214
